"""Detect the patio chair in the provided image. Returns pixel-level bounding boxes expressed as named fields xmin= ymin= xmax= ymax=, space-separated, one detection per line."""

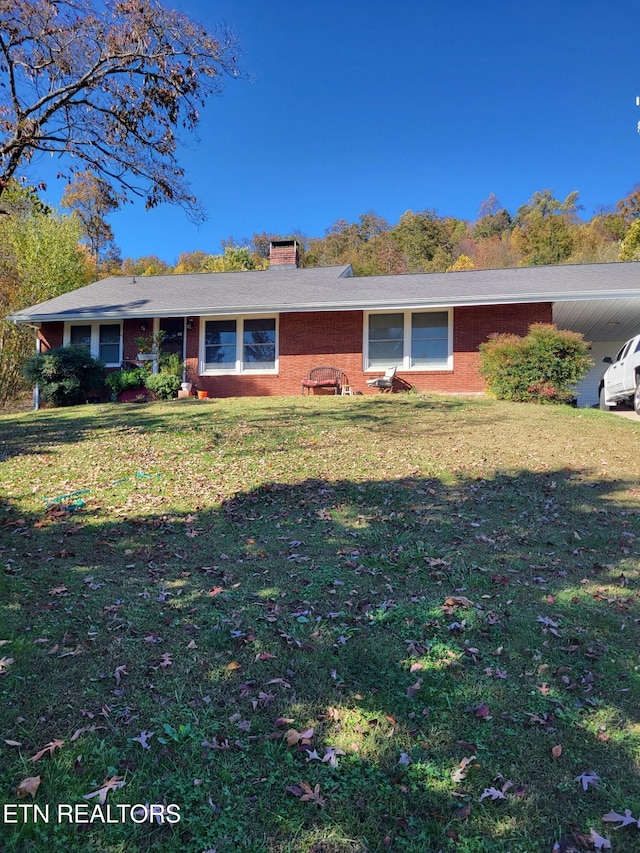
xmin=366 ymin=366 xmax=396 ymax=392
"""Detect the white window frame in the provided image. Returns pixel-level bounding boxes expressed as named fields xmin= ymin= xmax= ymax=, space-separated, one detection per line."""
xmin=199 ymin=314 xmax=279 ymax=375
xmin=363 ymin=309 xmax=453 ymax=371
xmin=63 ymin=321 xmax=123 ymax=367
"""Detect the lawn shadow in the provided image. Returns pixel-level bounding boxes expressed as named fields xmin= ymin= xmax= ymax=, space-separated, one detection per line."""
xmin=2 ymin=464 xmax=640 ymax=852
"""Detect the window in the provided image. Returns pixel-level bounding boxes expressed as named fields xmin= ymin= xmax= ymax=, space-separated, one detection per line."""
xmin=205 ymin=320 xmax=237 ymax=369
xmin=365 ymin=310 xmax=451 ymax=371
xmin=99 ymin=324 xmax=121 ymax=364
xmin=69 ymin=325 xmax=92 ymax=350
xmin=368 ymin=313 xmax=404 ymax=368
xmin=243 ymin=318 xmax=276 ymax=368
xmin=202 ymin=316 xmax=277 ymax=374
xmin=410 ymin=312 xmax=449 ymax=368
xmin=64 ymin=322 xmax=122 ymax=366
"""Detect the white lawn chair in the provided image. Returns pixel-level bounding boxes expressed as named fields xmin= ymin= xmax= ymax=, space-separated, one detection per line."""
xmin=366 ymin=366 xmax=396 ymax=392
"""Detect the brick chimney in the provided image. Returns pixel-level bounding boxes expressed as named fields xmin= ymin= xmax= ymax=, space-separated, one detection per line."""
xmin=269 ymin=239 xmax=299 ymax=269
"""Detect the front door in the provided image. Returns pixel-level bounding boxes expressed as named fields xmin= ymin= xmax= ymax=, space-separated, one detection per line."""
xmin=159 ymin=318 xmax=185 ymax=359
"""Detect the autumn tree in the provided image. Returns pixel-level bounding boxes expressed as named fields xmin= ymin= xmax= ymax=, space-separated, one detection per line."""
xmin=473 ymin=194 xmax=512 ymax=240
xmin=615 ymin=186 xmax=640 ymax=223
xmin=511 ymin=190 xmax=580 ymax=266
xmin=0 ymin=0 xmax=241 ymax=218
xmin=0 ymin=183 xmax=88 ymax=403
xmin=618 ymin=220 xmax=640 ymax=261
xmin=389 ymin=210 xmax=455 ymax=272
xmin=120 ymin=255 xmax=172 ymax=277
xmin=204 ymin=245 xmax=267 ymax=272
xmin=61 ymin=171 xmax=121 ymax=275
xmin=173 ymin=251 xmax=213 ymax=275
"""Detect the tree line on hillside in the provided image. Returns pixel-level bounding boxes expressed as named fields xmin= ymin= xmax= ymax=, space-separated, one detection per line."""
xmin=105 ymin=187 xmax=640 ymax=279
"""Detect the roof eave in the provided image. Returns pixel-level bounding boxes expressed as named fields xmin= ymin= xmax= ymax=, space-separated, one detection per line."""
xmin=10 ymin=288 xmax=640 ymax=325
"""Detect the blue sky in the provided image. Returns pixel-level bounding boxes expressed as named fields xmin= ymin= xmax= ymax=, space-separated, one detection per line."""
xmin=31 ymin=0 xmax=640 ymax=262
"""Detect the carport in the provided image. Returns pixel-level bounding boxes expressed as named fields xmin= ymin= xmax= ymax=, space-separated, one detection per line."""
xmin=553 ymin=294 xmax=640 ymax=407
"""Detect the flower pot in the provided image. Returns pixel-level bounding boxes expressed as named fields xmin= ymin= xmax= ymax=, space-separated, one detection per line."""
xmin=197 ymin=390 xmax=208 ymax=400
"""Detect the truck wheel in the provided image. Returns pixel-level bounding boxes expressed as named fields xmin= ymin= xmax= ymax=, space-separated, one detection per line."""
xmin=634 ymin=381 xmax=640 ymax=415
xmin=599 ymin=386 xmax=613 ymax=411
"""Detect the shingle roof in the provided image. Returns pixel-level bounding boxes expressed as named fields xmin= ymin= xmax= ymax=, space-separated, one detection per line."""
xmin=8 ymin=260 xmax=640 ymax=324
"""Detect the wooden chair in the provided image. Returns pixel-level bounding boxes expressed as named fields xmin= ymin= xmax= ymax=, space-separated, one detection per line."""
xmin=301 ymin=366 xmax=345 ymax=395
xmin=366 ymin=366 xmax=396 ymax=392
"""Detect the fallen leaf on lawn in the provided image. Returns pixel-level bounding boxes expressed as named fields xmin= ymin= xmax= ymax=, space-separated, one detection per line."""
xmin=226 ymin=661 xmax=242 ymax=672
xmin=467 ymin=703 xmax=491 ymax=719
xmin=479 ymin=786 xmax=506 ymax=801
xmin=285 ymin=727 xmax=314 ymax=747
xmin=552 ymin=745 xmax=563 ymax=760
xmin=454 ymin=804 xmax=471 ymax=820
xmin=602 ymin=808 xmax=640 ymax=829
xmin=157 ymin=652 xmax=173 ymax=669
xmin=30 ymin=739 xmax=64 ymax=761
xmin=444 ymin=596 xmax=475 ymax=608
xmin=0 ymin=656 xmax=15 ymax=675
xmin=575 ymin=770 xmax=601 ymax=791
xmin=16 ymin=776 xmax=41 ymax=798
xmin=274 ymin=717 xmax=295 ymax=727
xmin=130 ymin=730 xmax=155 ymax=749
xmin=322 ymin=746 xmax=345 ymax=767
xmin=49 ymin=585 xmax=68 ymax=595
xmin=452 ymin=755 xmax=477 ymax=783
xmin=83 ymin=775 xmax=126 ymax=804
xmin=201 ymin=737 xmax=231 ymax=750
xmin=589 ymin=829 xmax=612 ymax=850
xmin=407 ymin=677 xmax=423 ymax=698
xmin=70 ymin=725 xmax=105 ymax=742
xmin=266 ymin=678 xmax=292 ymax=688
xmin=299 ymin=781 xmax=326 ymax=807
xmin=186 ymin=639 xmax=197 ymax=650
xmin=5 ymin=739 xmax=22 ymax=747
xmin=113 ymin=664 xmax=128 ymax=685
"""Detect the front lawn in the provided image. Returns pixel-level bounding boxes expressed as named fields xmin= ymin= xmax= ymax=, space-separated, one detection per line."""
xmin=1 ymin=395 xmax=640 ymax=853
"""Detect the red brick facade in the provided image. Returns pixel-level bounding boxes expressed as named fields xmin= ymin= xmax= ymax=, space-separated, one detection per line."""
xmin=191 ymin=302 xmax=553 ymax=398
xmin=38 ymin=302 xmax=552 ymax=398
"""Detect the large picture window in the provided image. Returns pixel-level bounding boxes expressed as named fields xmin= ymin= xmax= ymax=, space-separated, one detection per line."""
xmin=65 ymin=322 xmax=122 ymax=366
xmin=202 ymin=316 xmax=277 ymax=374
xmin=365 ymin=310 xmax=451 ymax=371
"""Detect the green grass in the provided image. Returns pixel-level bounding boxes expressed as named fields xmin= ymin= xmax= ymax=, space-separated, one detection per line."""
xmin=1 ymin=394 xmax=640 ymax=852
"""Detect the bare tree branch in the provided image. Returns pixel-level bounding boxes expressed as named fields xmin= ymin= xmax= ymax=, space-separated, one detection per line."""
xmin=0 ymin=0 xmax=243 ymax=220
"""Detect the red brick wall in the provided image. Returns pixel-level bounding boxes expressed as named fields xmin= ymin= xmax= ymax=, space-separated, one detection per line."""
xmin=269 ymin=245 xmax=299 ymax=267
xmin=448 ymin=303 xmax=553 ymax=393
xmin=38 ymin=323 xmax=63 ymax=351
xmin=38 ymin=302 xmax=553 ymax=398
xmin=192 ymin=303 xmax=553 ymax=398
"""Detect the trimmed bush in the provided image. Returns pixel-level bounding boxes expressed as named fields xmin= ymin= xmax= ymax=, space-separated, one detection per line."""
xmin=105 ymin=366 xmax=150 ymax=397
xmin=478 ymin=323 xmax=592 ymax=403
xmin=22 ymin=346 xmax=105 ymax=407
xmin=144 ymin=371 xmax=181 ymax=400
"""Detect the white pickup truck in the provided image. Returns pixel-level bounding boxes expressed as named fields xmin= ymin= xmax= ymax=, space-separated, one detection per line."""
xmin=599 ymin=335 xmax=640 ymax=413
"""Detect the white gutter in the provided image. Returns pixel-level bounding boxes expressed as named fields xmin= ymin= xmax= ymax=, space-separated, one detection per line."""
xmin=10 ymin=288 xmax=640 ymax=324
